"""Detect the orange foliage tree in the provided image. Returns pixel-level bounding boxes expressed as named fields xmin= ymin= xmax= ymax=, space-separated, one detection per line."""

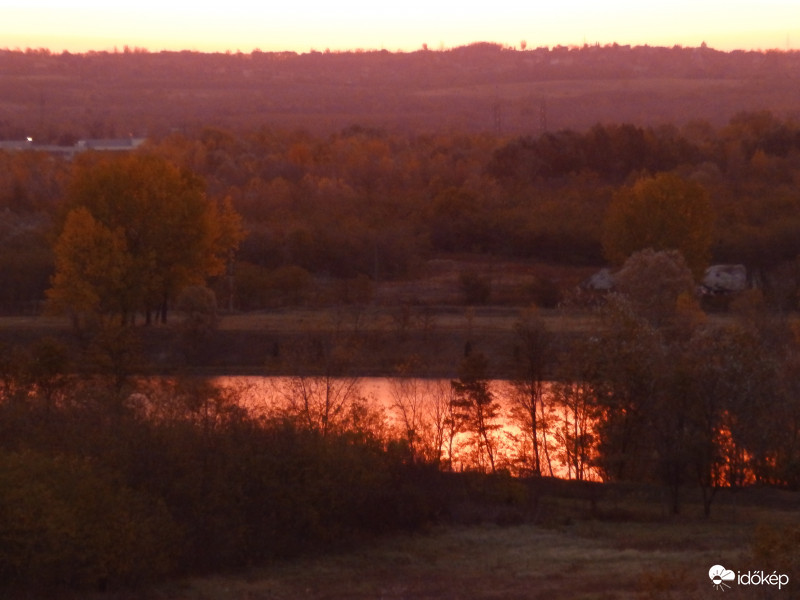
xmin=602 ymin=172 xmax=713 ymax=278
xmin=48 ymin=153 xmax=243 ymax=326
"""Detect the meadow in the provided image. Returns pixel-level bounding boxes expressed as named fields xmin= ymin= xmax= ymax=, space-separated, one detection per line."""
xmin=72 ymin=485 xmax=798 ymax=600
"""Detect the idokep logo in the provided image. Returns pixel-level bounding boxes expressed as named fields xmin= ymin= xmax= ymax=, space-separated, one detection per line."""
xmin=709 ymin=564 xmax=790 ymax=592
xmin=709 ymin=565 xmax=736 ymax=591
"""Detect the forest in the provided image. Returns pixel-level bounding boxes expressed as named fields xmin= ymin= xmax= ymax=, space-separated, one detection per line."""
xmin=4 ymin=109 xmax=800 ymax=314
xmin=1 ymin=45 xmax=800 ymax=595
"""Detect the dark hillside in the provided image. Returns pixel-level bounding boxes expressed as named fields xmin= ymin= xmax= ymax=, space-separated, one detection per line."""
xmin=1 ymin=44 xmax=798 ymax=139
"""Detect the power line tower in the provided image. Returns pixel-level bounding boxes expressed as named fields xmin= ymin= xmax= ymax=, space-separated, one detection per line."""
xmin=492 ymin=100 xmax=503 ymax=135
xmin=540 ymin=98 xmax=548 ymax=134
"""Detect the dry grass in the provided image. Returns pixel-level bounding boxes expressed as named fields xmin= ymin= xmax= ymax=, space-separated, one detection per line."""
xmin=217 ymin=306 xmax=601 ymax=335
xmin=213 ymin=305 xmax=603 ymax=377
xmin=0 ymin=315 xmax=69 ymax=330
xmin=139 ymin=498 xmax=796 ymax=600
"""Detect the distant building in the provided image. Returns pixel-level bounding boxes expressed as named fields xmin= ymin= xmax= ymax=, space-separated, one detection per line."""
xmin=582 ymin=268 xmax=615 ymax=291
xmin=0 ymin=137 xmax=146 ymax=157
xmin=0 ymin=139 xmax=33 ymax=151
xmin=700 ymin=264 xmax=748 ymax=294
xmin=75 ymin=137 xmax=146 ymax=151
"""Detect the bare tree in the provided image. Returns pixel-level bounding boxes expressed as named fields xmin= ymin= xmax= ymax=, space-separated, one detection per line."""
xmin=388 ymin=361 xmax=460 ymax=468
xmin=276 ymin=333 xmax=362 ymax=436
xmin=552 ymin=379 xmax=596 ymax=481
xmin=388 ymin=368 xmax=428 ymax=460
xmin=428 ymin=379 xmax=458 ymax=469
xmin=507 ymin=310 xmax=553 ymax=476
xmin=279 ymin=374 xmax=361 ymax=436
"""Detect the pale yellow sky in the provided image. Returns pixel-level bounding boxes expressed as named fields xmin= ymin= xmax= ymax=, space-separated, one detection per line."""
xmin=2 ymin=1 xmax=798 ymax=53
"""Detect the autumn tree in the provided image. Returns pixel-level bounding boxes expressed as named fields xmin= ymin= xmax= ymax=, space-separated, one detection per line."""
xmin=680 ymin=321 xmax=783 ymax=515
xmin=429 ymin=187 xmax=495 ymax=253
xmin=586 ymin=297 xmax=666 ymax=482
xmin=602 ymin=172 xmax=713 ymax=277
xmin=49 ymin=207 xmax=135 ymax=327
xmin=583 ymin=251 xmax=705 ymax=506
xmin=613 ymin=248 xmax=703 ymax=333
xmin=580 ymin=249 xmax=784 ymax=514
xmin=0 ymin=215 xmax=55 ymax=312
xmin=48 ymin=153 xmax=243 ymax=326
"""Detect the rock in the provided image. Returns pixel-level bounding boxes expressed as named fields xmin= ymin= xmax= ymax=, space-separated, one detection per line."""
xmin=702 ymin=264 xmax=747 ymax=293
xmin=583 ymin=268 xmax=615 ymax=291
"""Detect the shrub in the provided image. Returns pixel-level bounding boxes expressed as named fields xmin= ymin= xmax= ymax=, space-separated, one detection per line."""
xmin=527 ymin=275 xmax=562 ymax=308
xmin=0 ymin=450 xmax=178 ymax=590
xmin=752 ymin=521 xmax=800 ymax=583
xmin=226 ymin=260 xmax=272 ymax=310
xmin=270 ymin=264 xmax=313 ymax=305
xmin=459 ymin=271 xmax=491 ymax=305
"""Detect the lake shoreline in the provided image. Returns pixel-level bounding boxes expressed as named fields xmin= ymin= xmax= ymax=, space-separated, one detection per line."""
xmin=0 ymin=308 xmax=595 ymax=380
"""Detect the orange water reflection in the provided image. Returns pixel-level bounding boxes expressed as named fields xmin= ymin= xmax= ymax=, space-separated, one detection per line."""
xmin=215 ymin=376 xmax=601 ymax=480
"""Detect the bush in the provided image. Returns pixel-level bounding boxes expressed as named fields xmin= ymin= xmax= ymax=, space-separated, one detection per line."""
xmin=270 ymin=264 xmax=312 ymax=305
xmin=459 ymin=271 xmax=491 ymax=305
xmin=752 ymin=521 xmax=800 ymax=584
xmin=227 ymin=262 xmax=312 ymax=309
xmin=227 ymin=260 xmax=272 ymax=310
xmin=0 ymin=451 xmax=178 ymax=590
xmin=527 ymin=275 xmax=562 ymax=308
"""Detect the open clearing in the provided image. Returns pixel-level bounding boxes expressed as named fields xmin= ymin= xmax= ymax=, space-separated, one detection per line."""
xmin=136 ymin=496 xmax=795 ymax=600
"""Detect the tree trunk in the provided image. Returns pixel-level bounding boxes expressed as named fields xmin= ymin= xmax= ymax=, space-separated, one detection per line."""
xmin=160 ymin=294 xmax=168 ymax=324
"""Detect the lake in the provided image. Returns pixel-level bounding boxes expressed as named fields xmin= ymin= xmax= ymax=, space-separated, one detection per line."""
xmin=213 ymin=375 xmax=599 ymax=480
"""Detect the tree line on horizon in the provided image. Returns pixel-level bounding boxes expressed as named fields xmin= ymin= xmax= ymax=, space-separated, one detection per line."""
xmin=2 ymin=41 xmax=799 ymax=141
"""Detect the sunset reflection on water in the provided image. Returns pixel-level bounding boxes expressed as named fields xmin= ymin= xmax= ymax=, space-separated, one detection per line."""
xmin=214 ymin=375 xmax=601 ymax=480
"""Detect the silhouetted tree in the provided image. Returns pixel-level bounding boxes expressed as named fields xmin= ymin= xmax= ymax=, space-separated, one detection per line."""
xmin=507 ymin=310 xmax=553 ymax=476
xmin=451 ymin=352 xmax=501 ymax=472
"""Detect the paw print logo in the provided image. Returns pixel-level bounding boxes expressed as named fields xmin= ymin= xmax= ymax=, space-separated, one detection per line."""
xmin=709 ymin=565 xmax=735 ymax=591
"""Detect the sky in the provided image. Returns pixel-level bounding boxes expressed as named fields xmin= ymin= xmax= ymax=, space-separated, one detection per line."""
xmin=2 ymin=1 xmax=799 ymax=54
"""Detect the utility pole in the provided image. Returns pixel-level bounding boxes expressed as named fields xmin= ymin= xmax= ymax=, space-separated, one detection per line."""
xmin=493 ymin=101 xmax=503 ymax=135
xmin=39 ymin=90 xmax=45 ymax=137
xmin=540 ymin=98 xmax=548 ymax=134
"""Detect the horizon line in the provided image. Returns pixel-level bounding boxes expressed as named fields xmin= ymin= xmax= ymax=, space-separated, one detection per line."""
xmin=2 ymin=41 xmax=798 ymax=56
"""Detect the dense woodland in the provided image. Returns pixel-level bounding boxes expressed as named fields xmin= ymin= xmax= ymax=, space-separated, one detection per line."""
xmin=2 ymin=45 xmax=800 ymax=593
xmin=3 ymin=109 xmax=800 ymax=312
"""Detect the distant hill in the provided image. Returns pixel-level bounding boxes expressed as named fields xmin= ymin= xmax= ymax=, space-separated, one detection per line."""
xmin=1 ymin=44 xmax=799 ymax=139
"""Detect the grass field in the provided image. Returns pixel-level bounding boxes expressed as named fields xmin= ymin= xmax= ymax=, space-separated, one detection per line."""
xmin=0 ymin=302 xmax=604 ymax=378
xmin=125 ymin=490 xmax=797 ymax=600
xmin=218 ymin=305 xmax=602 ymax=334
xmin=0 ymin=302 xmax=744 ymax=380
